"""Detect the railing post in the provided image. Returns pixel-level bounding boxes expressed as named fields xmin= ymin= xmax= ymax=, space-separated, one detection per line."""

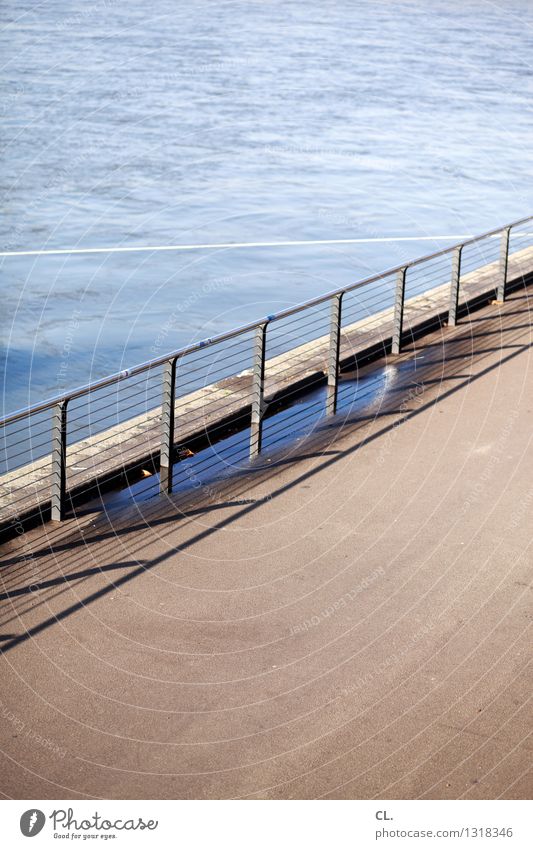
xmin=160 ymin=358 xmax=177 ymax=494
xmin=391 ymin=266 xmax=407 ymax=355
xmin=496 ymin=226 xmax=511 ymax=302
xmin=448 ymin=245 xmax=463 ymax=327
xmin=326 ymin=293 xmax=344 ymax=416
xmin=51 ymin=399 xmax=68 ymax=521
xmin=250 ymin=322 xmax=268 ymax=459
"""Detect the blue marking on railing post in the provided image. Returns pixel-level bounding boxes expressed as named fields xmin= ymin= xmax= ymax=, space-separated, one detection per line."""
xmin=160 ymin=358 xmax=177 ymax=494
xmin=326 ymin=292 xmax=344 ymax=416
xmin=497 ymin=226 xmax=511 ymax=302
xmin=250 ymin=322 xmax=268 ymax=459
xmin=448 ymin=245 xmax=463 ymax=327
xmin=391 ymin=266 xmax=407 ymax=355
xmin=51 ymin=399 xmax=68 ymax=521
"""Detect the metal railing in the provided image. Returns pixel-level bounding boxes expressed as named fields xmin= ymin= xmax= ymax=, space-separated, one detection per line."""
xmin=1 ymin=215 xmax=532 ymax=529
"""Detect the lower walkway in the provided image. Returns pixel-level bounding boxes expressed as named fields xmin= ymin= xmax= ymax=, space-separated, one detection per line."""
xmin=0 ymin=289 xmax=531 ymax=799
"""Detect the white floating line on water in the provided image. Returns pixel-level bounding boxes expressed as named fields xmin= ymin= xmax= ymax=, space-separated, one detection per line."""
xmin=0 ymin=235 xmax=489 ymax=258
xmin=1 ymin=233 xmax=530 ymax=258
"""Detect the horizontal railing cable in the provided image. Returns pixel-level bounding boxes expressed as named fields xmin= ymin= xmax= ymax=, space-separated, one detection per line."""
xmin=3 ymin=213 xmax=531 ymax=429
xmin=1 ymin=214 xmax=532 ymax=528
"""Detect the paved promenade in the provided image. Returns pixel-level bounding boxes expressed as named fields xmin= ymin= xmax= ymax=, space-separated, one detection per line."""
xmin=0 ymin=289 xmax=531 ymax=799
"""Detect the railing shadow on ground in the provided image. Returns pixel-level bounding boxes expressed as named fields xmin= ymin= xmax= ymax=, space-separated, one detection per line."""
xmin=2 ymin=291 xmax=531 ymax=562
xmin=1 ymin=216 xmax=531 ymax=535
xmin=0 ymin=288 xmax=531 ymax=654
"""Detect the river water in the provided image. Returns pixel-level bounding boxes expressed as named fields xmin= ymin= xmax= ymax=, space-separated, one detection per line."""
xmin=1 ymin=0 xmax=532 ymax=413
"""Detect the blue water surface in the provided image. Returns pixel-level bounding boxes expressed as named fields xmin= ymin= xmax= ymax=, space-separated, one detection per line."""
xmin=1 ymin=0 xmax=532 ymax=412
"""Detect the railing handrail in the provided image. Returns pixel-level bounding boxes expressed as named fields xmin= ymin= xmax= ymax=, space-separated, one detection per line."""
xmin=2 ymin=213 xmax=532 ymax=428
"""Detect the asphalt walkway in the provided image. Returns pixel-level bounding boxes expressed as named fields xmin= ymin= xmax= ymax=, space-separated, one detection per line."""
xmin=1 ymin=289 xmax=531 ymax=799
